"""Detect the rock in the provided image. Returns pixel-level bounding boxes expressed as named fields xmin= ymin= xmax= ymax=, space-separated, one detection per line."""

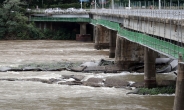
xmin=43 ymin=68 xmax=65 ymax=71
xmin=80 ymin=61 xmax=100 ymax=67
xmin=58 ymin=81 xmax=83 ymax=85
xmin=83 ymin=66 xmax=106 ymax=73
xmin=104 ymin=77 xmax=129 ymax=88
xmin=105 ymin=65 xmax=124 ymax=73
xmin=49 ymin=78 xmax=62 ymax=83
xmin=71 ymin=75 xmax=85 ymax=81
xmin=23 ymin=67 xmax=41 ymax=71
xmin=25 ymin=78 xmax=53 ymax=84
xmin=0 ymin=67 xmax=12 ymax=72
xmin=69 ymin=66 xmax=87 ymax=72
xmin=157 ymin=80 xmax=176 ymax=87
xmin=62 ymin=75 xmax=74 ymax=79
xmin=126 ymin=89 xmax=140 ymax=95
xmin=130 ymin=82 xmax=145 ymax=88
xmin=83 ymin=78 xmax=104 ymax=87
xmin=0 ymin=78 xmax=19 ymax=81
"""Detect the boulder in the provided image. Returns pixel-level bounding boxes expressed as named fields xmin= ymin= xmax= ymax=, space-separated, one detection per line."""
xmin=130 ymin=82 xmax=145 ymax=88
xmin=0 ymin=67 xmax=12 ymax=72
xmin=58 ymin=81 xmax=83 ymax=85
xmin=83 ymin=66 xmax=106 ymax=73
xmin=104 ymin=77 xmax=129 ymax=88
xmin=62 ymin=75 xmax=74 ymax=79
xmin=69 ymin=66 xmax=87 ymax=72
xmin=157 ymin=80 xmax=176 ymax=87
xmin=71 ymin=75 xmax=85 ymax=81
xmin=83 ymin=78 xmax=104 ymax=87
xmin=23 ymin=67 xmax=41 ymax=71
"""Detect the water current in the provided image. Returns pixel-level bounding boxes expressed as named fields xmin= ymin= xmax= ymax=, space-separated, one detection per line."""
xmin=0 ymin=40 xmax=175 ymax=110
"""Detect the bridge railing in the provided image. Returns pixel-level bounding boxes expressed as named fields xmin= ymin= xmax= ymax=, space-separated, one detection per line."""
xmin=90 ymin=9 xmax=184 ymax=19
xmin=93 ymin=18 xmax=184 ymax=59
xmin=30 ymin=16 xmax=90 ymax=22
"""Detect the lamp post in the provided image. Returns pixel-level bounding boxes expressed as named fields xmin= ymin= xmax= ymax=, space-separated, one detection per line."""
xmin=102 ymin=0 xmax=104 ymax=9
xmin=129 ymin=0 xmax=131 ymax=9
xmin=159 ymin=0 xmax=161 ymax=9
xmin=112 ymin=0 xmax=114 ymax=9
xmin=81 ymin=0 xmax=83 ymax=9
xmin=95 ymin=0 xmax=96 ymax=9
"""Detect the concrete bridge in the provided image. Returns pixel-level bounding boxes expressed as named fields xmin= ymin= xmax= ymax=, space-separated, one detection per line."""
xmin=30 ymin=9 xmax=184 ymax=109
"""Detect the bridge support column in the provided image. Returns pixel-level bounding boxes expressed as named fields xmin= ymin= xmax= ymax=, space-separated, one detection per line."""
xmin=80 ymin=23 xmax=86 ymax=35
xmin=94 ymin=25 xmax=110 ymax=49
xmin=115 ymin=35 xmax=144 ymax=70
xmin=144 ymin=47 xmax=157 ymax=88
xmin=174 ymin=55 xmax=184 ymax=110
xmin=109 ymin=30 xmax=117 ymax=58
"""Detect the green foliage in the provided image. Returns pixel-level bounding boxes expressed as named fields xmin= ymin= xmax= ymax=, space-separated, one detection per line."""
xmin=138 ymin=86 xmax=175 ymax=95
xmin=0 ymin=0 xmax=43 ymax=40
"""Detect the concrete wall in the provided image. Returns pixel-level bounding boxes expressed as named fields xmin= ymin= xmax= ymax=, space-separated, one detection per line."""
xmin=94 ymin=25 xmax=110 ymax=49
xmin=115 ymin=35 xmax=144 ymax=69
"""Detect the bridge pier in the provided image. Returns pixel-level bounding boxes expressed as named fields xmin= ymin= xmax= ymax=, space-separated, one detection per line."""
xmin=174 ymin=56 xmax=184 ymax=110
xmin=115 ymin=35 xmax=144 ymax=70
xmin=144 ymin=47 xmax=157 ymax=88
xmin=79 ymin=23 xmax=87 ymax=34
xmin=94 ymin=25 xmax=110 ymax=49
xmin=109 ymin=30 xmax=117 ymax=58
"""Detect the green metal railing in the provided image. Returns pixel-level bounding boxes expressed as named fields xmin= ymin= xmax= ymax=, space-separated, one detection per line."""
xmin=30 ymin=17 xmax=90 ymax=22
xmin=91 ymin=19 xmax=184 ymax=59
xmin=30 ymin=16 xmax=184 ymax=59
xmin=119 ymin=29 xmax=184 ymax=59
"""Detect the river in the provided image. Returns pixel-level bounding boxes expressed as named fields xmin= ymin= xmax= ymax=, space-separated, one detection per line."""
xmin=0 ymin=40 xmax=175 ymax=110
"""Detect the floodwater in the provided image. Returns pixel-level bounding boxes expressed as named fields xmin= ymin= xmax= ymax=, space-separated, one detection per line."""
xmin=0 ymin=40 xmax=175 ymax=110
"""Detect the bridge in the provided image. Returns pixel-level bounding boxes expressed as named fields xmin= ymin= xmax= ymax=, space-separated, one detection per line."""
xmin=30 ymin=9 xmax=184 ymax=109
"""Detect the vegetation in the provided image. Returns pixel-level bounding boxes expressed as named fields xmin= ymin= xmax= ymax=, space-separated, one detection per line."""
xmin=0 ymin=0 xmax=79 ymax=40
xmin=0 ymin=0 xmax=43 ymax=40
xmin=138 ymin=86 xmax=175 ymax=95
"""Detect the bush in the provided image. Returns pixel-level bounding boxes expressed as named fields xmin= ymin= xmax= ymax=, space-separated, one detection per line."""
xmin=138 ymin=86 xmax=176 ymax=95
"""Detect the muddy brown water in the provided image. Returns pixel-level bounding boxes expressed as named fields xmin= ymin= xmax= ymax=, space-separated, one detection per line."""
xmin=0 ymin=40 xmax=175 ymax=110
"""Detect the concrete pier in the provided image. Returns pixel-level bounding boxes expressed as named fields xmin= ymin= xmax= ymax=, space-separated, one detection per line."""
xmin=115 ymin=35 xmax=144 ymax=70
xmin=94 ymin=25 xmax=110 ymax=49
xmin=79 ymin=23 xmax=87 ymax=35
xmin=144 ymin=47 xmax=157 ymax=88
xmin=174 ymin=56 xmax=184 ymax=110
xmin=109 ymin=30 xmax=117 ymax=58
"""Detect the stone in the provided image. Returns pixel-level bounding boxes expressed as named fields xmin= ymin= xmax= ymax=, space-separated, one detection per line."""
xmin=62 ymin=75 xmax=74 ymax=79
xmin=157 ymin=80 xmax=176 ymax=87
xmin=69 ymin=66 xmax=87 ymax=72
xmin=0 ymin=67 xmax=12 ymax=72
xmin=83 ymin=78 xmax=104 ymax=87
xmin=104 ymin=77 xmax=129 ymax=88
xmin=58 ymin=81 xmax=83 ymax=85
xmin=83 ymin=66 xmax=106 ymax=73
xmin=71 ymin=75 xmax=85 ymax=81
xmin=130 ymin=82 xmax=145 ymax=88
xmin=23 ymin=67 xmax=41 ymax=71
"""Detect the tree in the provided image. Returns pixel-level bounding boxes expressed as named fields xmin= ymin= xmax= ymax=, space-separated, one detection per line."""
xmin=0 ymin=0 xmax=42 ymax=39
